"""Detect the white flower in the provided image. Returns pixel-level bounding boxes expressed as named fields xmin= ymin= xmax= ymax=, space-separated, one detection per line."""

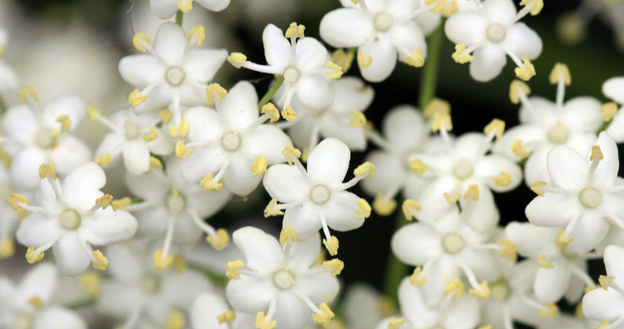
xmin=149 ymin=0 xmax=230 ymax=19
xmin=96 ymin=242 xmax=213 ymax=329
xmin=505 ymin=222 xmax=591 ymax=304
xmin=225 ymin=227 xmax=340 ymax=329
xmin=494 ymin=69 xmax=603 ymax=186
xmin=582 ymin=245 xmax=624 ymax=328
xmin=0 ymin=263 xmax=87 ymax=329
xmin=342 ymin=283 xmax=390 ymax=329
xmin=191 ymin=293 xmax=256 ymax=329
xmin=525 ymin=132 xmax=624 ymax=254
xmin=0 ymin=164 xmax=19 ymax=260
xmin=444 ymin=0 xmax=543 ymax=82
xmin=262 ymin=138 xmax=373 ymax=255
xmin=119 ymin=22 xmax=227 ymax=123
xmin=181 ymin=81 xmax=292 ymax=196
xmin=1 ymin=93 xmax=91 ymax=190
xmin=283 ymin=77 xmax=374 ymax=152
xmin=124 ymin=158 xmax=231 ymax=269
xmin=320 ymin=0 xmax=429 ymax=82
xmin=0 ymin=28 xmax=18 ymax=96
xmin=556 ymin=0 xmax=624 ymax=49
xmin=93 ymin=109 xmax=173 ymax=176
xmin=229 ymin=23 xmax=338 ymax=111
xmin=602 ymin=76 xmax=624 ymax=143
xmin=15 ymin=162 xmax=137 ymax=276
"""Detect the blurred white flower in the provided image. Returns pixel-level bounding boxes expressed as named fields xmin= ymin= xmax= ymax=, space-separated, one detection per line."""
xmin=191 ymin=293 xmax=256 ymax=329
xmin=342 ymin=283 xmax=391 ymax=329
xmin=582 ymin=245 xmax=624 ymax=328
xmin=603 ymin=76 xmax=624 ymax=143
xmin=0 ymin=164 xmax=19 ymax=260
xmin=149 ymin=0 xmax=230 ymax=19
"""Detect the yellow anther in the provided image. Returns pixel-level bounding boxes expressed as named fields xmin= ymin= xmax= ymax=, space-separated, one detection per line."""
xmin=599 ymin=275 xmax=614 ymax=290
xmin=249 ymin=155 xmax=268 ymax=176
xmin=38 ymin=164 xmax=56 ymax=181
xmin=590 ymin=145 xmax=604 ymax=161
xmin=549 ymin=63 xmax=571 ymax=86
xmin=154 ymin=250 xmax=174 ymax=270
xmin=601 ymin=102 xmax=618 ymax=122
xmin=200 ymin=173 xmax=224 ymax=192
xmin=356 ymin=198 xmax=372 ymax=218
xmin=165 ymin=311 xmax=185 ymax=329
xmin=0 ymin=151 xmax=11 ymax=168
xmin=144 ymin=127 xmax=159 ymax=142
xmin=0 ymin=238 xmax=15 ymax=259
xmin=575 ymin=301 xmax=585 ymax=320
xmin=469 ymin=281 xmax=490 ymax=300
xmin=511 ymin=139 xmax=530 ymax=157
xmin=323 ymin=236 xmax=339 ymax=256
xmin=595 ymin=320 xmax=610 ymax=329
xmin=426 ymin=0 xmax=445 ymax=14
xmin=282 ymin=145 xmax=301 ymax=165
xmin=493 ymin=172 xmax=512 ymax=187
xmin=302 ymin=148 xmax=310 ymax=163
xmin=497 ymin=239 xmax=517 ymax=261
xmin=128 ymin=89 xmax=147 ymax=106
xmin=452 ymin=44 xmax=473 ymax=64
xmin=92 ymin=154 xmax=110 ymax=168
xmin=92 ymin=250 xmax=109 ymax=271
xmin=372 ymin=195 xmax=395 ymax=216
xmin=538 ymin=255 xmax=554 ymax=269
xmin=530 ymin=181 xmax=547 ymax=196
xmin=484 ymin=119 xmax=505 ymax=139
xmin=168 ymin=124 xmax=178 ymax=138
xmin=159 ymin=109 xmax=173 ymax=124
xmin=556 ymin=229 xmax=573 ymax=246
xmin=445 ymin=278 xmax=465 ymax=298
xmin=150 ymin=156 xmax=163 ymax=169
xmin=432 ymin=112 xmax=453 ymax=132
xmin=378 ymin=298 xmax=395 ymax=317
xmin=477 ymin=326 xmax=492 ymax=329
xmin=279 ymin=227 xmax=298 ymax=245
xmin=354 ymin=162 xmax=375 ymax=178
xmin=187 ymin=25 xmax=206 ymax=46
xmin=323 ymin=258 xmax=344 ymax=276
xmin=56 ymin=115 xmax=71 ymax=132
xmin=179 ymin=120 xmax=189 ymax=137
xmin=226 ymin=260 xmax=245 ymax=280
xmin=402 ymin=200 xmax=421 ymax=220
xmin=444 ymin=192 xmax=461 ymax=205
xmin=206 ymin=83 xmax=228 ymax=105
xmin=177 ymin=0 xmax=193 ymax=13
xmin=172 ymin=255 xmax=187 ymax=272
xmin=463 ymin=184 xmax=480 ymax=201
xmin=326 ymin=61 xmax=343 ymax=79
xmin=0 ymin=45 xmax=4 ymax=56
xmin=132 ymin=33 xmax=152 ymax=53
xmin=255 ymin=312 xmax=276 ymax=329
xmin=509 ymin=80 xmax=531 ymax=104
xmin=217 ymin=311 xmax=236 ymax=324
xmin=264 ymin=199 xmax=284 ymax=217
xmin=358 ymin=51 xmax=373 ymax=68
xmin=441 ymin=0 xmax=458 ymax=16
xmin=25 ymin=248 xmax=44 ymax=264
xmin=349 ymin=110 xmax=367 ymax=127
xmin=206 ymin=228 xmax=230 ymax=250
xmin=87 ymin=105 xmax=102 ymax=121
xmin=403 ymin=49 xmax=424 ymax=68
xmin=313 ymin=303 xmax=335 ymax=326
xmin=175 ymin=140 xmax=193 ymax=159
xmin=18 ymin=86 xmax=39 ymax=103
xmin=28 ymin=296 xmax=43 ymax=309
xmin=227 ymin=52 xmax=247 ymax=69
xmin=520 ymin=0 xmax=544 ymax=15
xmin=410 ymin=266 xmax=428 ymax=286
xmin=8 ymin=193 xmax=29 ymax=212
xmin=409 ymin=159 xmax=427 ymax=174
xmin=96 ymin=194 xmax=113 ymax=210
xmin=281 ymin=105 xmax=296 ymax=121
xmin=387 ymin=318 xmax=407 ymax=329
xmin=285 ymin=22 xmax=305 ymax=39
xmin=538 ymin=304 xmax=559 ymax=318
xmin=79 ymin=273 xmax=101 ymax=297
xmin=261 ymin=103 xmax=280 ymax=123
xmin=331 ymin=49 xmax=354 ymax=73
xmin=515 ymin=58 xmax=536 ymax=81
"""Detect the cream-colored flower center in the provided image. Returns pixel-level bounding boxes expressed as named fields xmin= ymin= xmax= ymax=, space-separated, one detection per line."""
xmin=221 ymin=132 xmax=241 ymax=152
xmin=548 ymin=121 xmax=569 ymax=144
xmin=165 ymin=66 xmax=186 ymax=86
xmin=124 ymin=120 xmax=142 ymax=140
xmin=374 ymin=12 xmax=394 ymax=32
xmin=442 ymin=233 xmax=464 ymax=254
xmin=310 ymin=184 xmax=331 ymax=205
xmin=165 ymin=190 xmax=186 ymax=215
xmin=142 ymin=274 xmax=161 ymax=293
xmin=486 ymin=23 xmax=507 ymax=43
xmin=58 ymin=209 xmax=81 ymax=230
xmin=34 ymin=128 xmax=55 ymax=149
xmin=579 ymin=187 xmax=602 ymax=209
xmin=273 ymin=269 xmax=295 ymax=290
xmin=283 ymin=66 xmax=300 ymax=84
xmin=452 ymin=158 xmax=473 ymax=180
xmin=490 ymin=280 xmax=511 ymax=301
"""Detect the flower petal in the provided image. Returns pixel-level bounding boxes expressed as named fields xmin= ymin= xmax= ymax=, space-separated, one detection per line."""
xmin=547 ymin=145 xmax=588 ymax=190
xmin=218 ymin=81 xmax=259 ymax=131
xmin=154 ymin=23 xmax=189 ymax=65
xmin=359 ymin=37 xmax=397 ymax=82
xmin=475 ymin=155 xmax=523 ymax=192
xmin=382 ymin=105 xmax=427 ymax=151
xmin=16 ymin=214 xmax=62 ymax=248
xmin=391 ymin=20 xmax=427 ymax=62
xmin=149 ymin=0 xmax=178 ymax=18
xmin=568 ymin=210 xmax=609 ymax=255
xmin=591 ymin=132 xmax=619 ymax=185
xmin=263 ymin=164 xmax=308 ymax=203
xmin=222 ymin=153 xmax=261 ymax=196
xmin=242 ymin=125 xmax=292 ymax=164
xmin=502 ymin=23 xmax=542 ymax=60
xmin=191 ymin=293 xmax=230 ymax=329
xmin=469 ymin=43 xmax=506 ymax=82
xmin=444 ymin=12 xmax=487 ymax=45
xmin=118 ymin=55 xmax=164 ymax=87
xmin=283 ymin=203 xmax=322 ymax=241
xmin=61 ymin=162 xmax=106 ymax=213
xmin=534 ymin=259 xmax=571 ymax=304
xmin=320 ymin=8 xmax=373 ymax=48
xmin=287 ymin=233 xmax=321 ymax=270
xmin=582 ymin=287 xmax=624 ymax=322
xmin=605 ymin=245 xmax=624 ymax=287
xmin=295 ymin=75 xmax=333 ymax=111
xmin=525 ymin=192 xmax=582 ymax=227
xmin=52 ymin=232 xmax=91 ymax=276
xmin=263 ymin=24 xmax=292 ymax=71
xmin=603 ymin=77 xmax=624 ymax=104
xmin=183 ymin=49 xmax=227 ymax=83
xmin=232 ymin=226 xmax=283 ymax=273
xmin=2 ymin=104 xmax=39 ymax=144
xmin=324 ymin=191 xmax=365 ymax=232
xmin=505 ymin=222 xmax=560 ymax=259
xmin=80 ymin=209 xmax=137 ymax=246
xmin=392 ymin=223 xmax=442 ymax=266
xmin=122 ymin=140 xmax=150 ymax=176
xmin=307 ymin=138 xmax=351 ymax=187
xmin=561 ymin=97 xmax=602 ymax=134
xmin=15 ymin=263 xmax=57 ymax=306
xmin=35 ymin=307 xmax=87 ymax=329
xmin=48 ymin=135 xmax=92 ymax=176
xmin=483 ymin=0 xmax=517 ymax=23
xmin=195 ymin=0 xmax=230 ymax=11
xmin=10 ymin=146 xmax=47 ymax=189
xmin=295 ymin=37 xmax=329 ymax=73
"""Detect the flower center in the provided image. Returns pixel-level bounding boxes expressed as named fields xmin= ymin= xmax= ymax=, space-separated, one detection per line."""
xmin=374 ymin=12 xmax=394 ymax=32
xmin=490 ymin=280 xmax=511 ymax=301
xmin=13 ymin=313 xmax=33 ymax=329
xmin=58 ymin=209 xmax=81 ymax=230
xmin=283 ymin=66 xmax=300 ymax=84
xmin=124 ymin=120 xmax=142 ymax=140
xmin=547 ymin=121 xmax=569 ymax=144
xmin=141 ymin=274 xmax=161 ymax=293
xmin=452 ymin=158 xmax=473 ymax=180
xmin=486 ymin=23 xmax=507 ymax=43
xmin=272 ymin=269 xmax=295 ymax=290
xmin=442 ymin=233 xmax=464 ymax=254
xmin=221 ymin=132 xmax=241 ymax=152
xmin=165 ymin=66 xmax=186 ymax=86
xmin=579 ymin=187 xmax=602 ymax=209
xmin=310 ymin=184 xmax=331 ymax=205
xmin=34 ymin=128 xmax=55 ymax=149
xmin=165 ymin=190 xmax=186 ymax=215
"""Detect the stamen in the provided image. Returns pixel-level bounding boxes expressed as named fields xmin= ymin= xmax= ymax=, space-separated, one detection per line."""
xmin=388 ymin=318 xmax=407 ymax=329
xmin=92 ymin=250 xmax=109 ymax=271
xmin=279 ymin=227 xmax=298 ymax=245
xmin=227 ymin=52 xmax=247 ymax=69
xmin=514 ymin=58 xmax=536 ymax=81
xmin=326 ymin=62 xmax=343 ymax=79
xmin=177 ymin=0 xmax=193 ymax=13
xmin=128 ymin=89 xmax=148 ymax=106
xmin=601 ymin=102 xmax=618 ymax=122
xmin=187 ymin=25 xmax=206 ymax=46
xmin=261 ymin=103 xmax=280 ymax=123
xmin=165 ymin=311 xmax=185 ymax=329
xmin=264 ymin=199 xmax=284 ymax=217
xmin=452 ymin=44 xmax=474 ymax=64
xmin=217 ymin=311 xmax=236 ymax=324
xmin=348 ymin=110 xmax=367 ymax=127
xmin=250 ymin=155 xmax=267 ymax=176
xmin=175 ymin=140 xmax=193 ymax=159
xmin=355 ymin=198 xmax=372 ymax=218
xmin=373 ymin=195 xmax=396 ymax=215
xmin=226 ymin=260 xmax=245 ymax=280
xmin=410 ymin=266 xmax=428 ymax=286
xmin=509 ymin=80 xmax=531 ymax=104
xmin=331 ymin=49 xmax=354 ymax=72
xmin=18 ymin=86 xmax=39 ymax=103
xmin=80 ymin=273 xmax=102 ymax=296
xmin=401 ymin=200 xmax=421 ymax=220
xmin=445 ymin=278 xmax=465 ymax=298
xmin=206 ymin=83 xmax=228 ymax=105
xmin=323 ymin=259 xmax=344 ymax=276
xmin=497 ymin=239 xmax=517 ymax=261
xmin=281 ymin=106 xmax=296 ymax=121
xmin=154 ymin=249 xmax=175 ymax=270
xmin=323 ymin=236 xmax=339 ymax=256
xmin=403 ymin=50 xmax=424 ymax=68
xmin=358 ymin=51 xmax=373 ymax=68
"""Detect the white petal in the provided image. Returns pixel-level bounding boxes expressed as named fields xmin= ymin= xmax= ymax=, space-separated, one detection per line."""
xmin=2 ymin=104 xmax=39 ymax=144
xmin=295 ymin=37 xmax=329 ymax=73
xmin=181 ymin=146 xmax=227 ymax=183
xmin=442 ymin=297 xmax=480 ymax=329
xmin=307 ymin=138 xmax=350 ymax=187
xmin=222 ymin=153 xmax=261 ymax=196
xmin=382 ymin=105 xmax=427 ymax=151
xmin=391 ymin=223 xmax=442 ymax=265
xmin=35 ymin=307 xmax=86 ymax=329
xmin=505 ymin=222 xmax=560 ymax=259
xmin=105 ymin=244 xmax=145 ymax=282
xmin=263 ymin=164 xmax=308 ymax=202
xmin=95 ymin=133 xmax=124 ymax=163
xmin=191 ymin=293 xmax=230 ymax=329
xmin=242 ymin=125 xmax=292 ymax=164
xmin=460 ymin=186 xmax=500 ymax=232
xmin=295 ymin=75 xmax=333 ymax=111
xmin=392 ymin=21 xmax=427 ymax=62
xmin=331 ymin=77 xmax=375 ymax=113
xmin=149 ymin=0 xmax=178 ymax=18
xmin=547 ymin=145 xmax=588 ymax=190
xmin=483 ymin=0 xmax=517 ymax=23
xmin=40 ymin=96 xmax=86 ymax=132
xmin=283 ymin=203 xmax=322 ymax=241
xmin=591 ymin=132 xmax=619 ymax=184
xmin=124 ymin=169 xmax=168 ymax=201
xmin=195 ymin=0 xmax=230 ymax=11
xmin=534 ymin=259 xmax=571 ymax=304
xmin=397 ymin=278 xmax=438 ymax=327
xmin=160 ymin=270 xmax=212 ymax=306
xmin=218 ymin=81 xmax=259 ymax=131
xmin=360 ymin=37 xmax=397 ymax=82
xmin=503 ymin=23 xmax=542 ymax=61
xmin=232 ymin=226 xmax=283 ymax=273
xmin=48 ymin=135 xmax=92 ymax=176
xmin=272 ymin=292 xmax=313 ymax=329
xmin=603 ymin=77 xmax=624 ymax=104
xmin=320 ymin=8 xmax=373 ymax=48
xmin=184 ymin=49 xmax=227 ymax=83
xmin=16 ymin=263 xmax=57 ymax=306
xmin=561 ymin=97 xmax=602 ymax=134
xmin=525 ymin=192 xmax=582 ymax=227
xmin=61 ymin=162 xmax=106 ymax=213
xmin=294 ymin=273 xmax=339 ymax=309
xmin=524 ymin=145 xmax=551 ymax=186
xmin=122 ymin=140 xmax=150 ymax=176
xmin=469 ymin=44 xmax=507 ymax=82
xmin=453 ymin=132 xmax=489 ymax=160
xmin=118 ymin=55 xmax=164 ymax=87
xmin=582 ymin=288 xmax=624 ymax=322
xmin=52 ymin=232 xmax=91 ymax=276
xmin=343 ymin=284 xmax=383 ymax=329
xmin=262 ymin=24 xmax=292 ymax=71
xmin=444 ymin=12 xmax=487 ymax=45
xmin=186 ymin=188 xmax=231 ymax=219
xmin=320 ymin=120 xmax=367 ymax=151
xmin=134 ymin=207 xmax=169 ymax=238
xmin=324 ymin=191 xmax=365 ymax=231
xmin=492 ymin=124 xmax=546 ymax=160
xmin=10 ymin=146 xmax=47 ymax=189
xmin=475 ymin=155 xmax=523 ymax=192
xmin=154 ymin=23 xmax=189 ymax=65
xmin=568 ymin=210 xmax=609 ymax=254
xmin=286 ymin=233 xmax=321 ymax=270
xmin=16 ymin=214 xmax=62 ymax=247
xmin=226 ymin=276 xmax=274 ymax=313
xmin=80 ymin=209 xmax=137 ymax=246
xmin=605 ymin=245 xmax=624 ymax=287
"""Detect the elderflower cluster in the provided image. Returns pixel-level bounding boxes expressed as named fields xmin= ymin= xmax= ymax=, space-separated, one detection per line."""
xmin=1 ymin=1 xmax=624 ymax=329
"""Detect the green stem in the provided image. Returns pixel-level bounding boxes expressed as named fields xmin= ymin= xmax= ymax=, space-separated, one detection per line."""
xmin=175 ymin=10 xmax=184 ymax=26
xmin=258 ymin=76 xmax=284 ymax=110
xmin=382 ymin=210 xmax=409 ymax=303
xmin=188 ymin=263 xmax=229 ymax=286
xmin=418 ymin=26 xmax=444 ymax=110
xmin=65 ymin=298 xmax=96 ymax=309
